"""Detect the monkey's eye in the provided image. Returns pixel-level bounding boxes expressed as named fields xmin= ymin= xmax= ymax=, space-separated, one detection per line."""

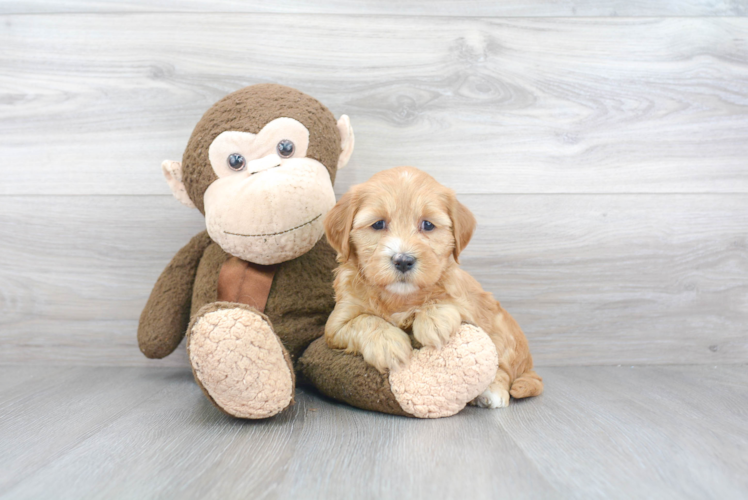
xmin=227 ymin=153 xmax=246 ymax=171
xmin=277 ymin=139 xmax=295 ymax=158
xmin=421 ymin=220 xmax=436 ymax=232
xmin=371 ymin=220 xmax=386 ymax=230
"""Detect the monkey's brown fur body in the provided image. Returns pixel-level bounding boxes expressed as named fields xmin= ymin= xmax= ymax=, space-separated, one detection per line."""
xmin=139 ymin=232 xmax=336 ymax=364
xmin=138 ymin=84 xmax=499 ymax=419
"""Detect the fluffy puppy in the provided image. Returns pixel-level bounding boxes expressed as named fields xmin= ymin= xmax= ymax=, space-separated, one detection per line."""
xmin=323 ymin=166 xmax=543 ymax=408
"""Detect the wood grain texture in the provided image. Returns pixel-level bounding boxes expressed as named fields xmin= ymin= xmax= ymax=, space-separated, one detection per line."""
xmin=0 ymin=365 xmax=67 ymax=395
xmin=0 ymin=366 xmax=178 ymax=494
xmin=0 ymin=194 xmax=745 ymax=367
xmin=497 ymin=364 xmax=748 ymax=498
xmin=1 ymin=15 xmax=747 ymax=196
xmin=1 ymin=365 xmax=746 ymax=499
xmin=1 ymin=0 xmax=746 ymax=16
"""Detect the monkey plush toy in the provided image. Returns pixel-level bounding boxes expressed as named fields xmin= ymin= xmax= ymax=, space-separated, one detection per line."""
xmin=138 ymin=84 xmax=499 ymax=419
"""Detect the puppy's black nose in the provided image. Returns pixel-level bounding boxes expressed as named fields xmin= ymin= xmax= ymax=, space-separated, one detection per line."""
xmin=392 ymin=253 xmax=416 ymax=274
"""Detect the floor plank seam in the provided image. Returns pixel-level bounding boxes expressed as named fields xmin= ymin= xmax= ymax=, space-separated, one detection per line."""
xmin=0 ymin=381 xmax=177 ymax=496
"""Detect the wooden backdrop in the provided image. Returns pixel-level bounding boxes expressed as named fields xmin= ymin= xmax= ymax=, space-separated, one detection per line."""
xmin=1 ymin=1 xmax=746 ymax=367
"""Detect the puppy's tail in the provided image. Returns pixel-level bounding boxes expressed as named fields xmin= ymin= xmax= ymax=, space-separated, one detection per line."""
xmin=509 ymin=370 xmax=544 ymax=399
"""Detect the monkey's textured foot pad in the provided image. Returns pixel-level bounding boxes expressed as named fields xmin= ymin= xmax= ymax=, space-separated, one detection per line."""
xmin=389 ymin=324 xmax=498 ymax=419
xmin=187 ymin=305 xmax=294 ymax=419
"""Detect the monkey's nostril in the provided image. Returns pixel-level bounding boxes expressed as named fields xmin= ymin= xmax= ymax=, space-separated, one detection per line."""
xmin=392 ymin=253 xmax=416 ymax=274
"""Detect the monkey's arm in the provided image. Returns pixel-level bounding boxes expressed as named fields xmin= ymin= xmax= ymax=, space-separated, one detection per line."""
xmin=138 ymin=231 xmax=213 ymax=358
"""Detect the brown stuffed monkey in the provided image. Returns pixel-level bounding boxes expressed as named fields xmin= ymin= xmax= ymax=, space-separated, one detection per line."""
xmin=138 ymin=84 xmax=499 ymax=419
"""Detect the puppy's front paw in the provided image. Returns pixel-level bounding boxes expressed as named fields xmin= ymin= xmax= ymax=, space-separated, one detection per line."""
xmin=472 ymin=387 xmax=510 ymax=409
xmin=361 ymin=324 xmax=412 ymax=373
xmin=412 ymin=304 xmax=462 ymax=348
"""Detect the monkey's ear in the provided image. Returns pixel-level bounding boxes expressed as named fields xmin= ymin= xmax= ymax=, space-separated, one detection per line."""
xmin=324 ymin=190 xmax=357 ymax=262
xmin=450 ymin=196 xmax=476 ymax=263
xmin=161 ymin=160 xmax=196 ymax=209
xmin=336 ymin=115 xmax=355 ymax=170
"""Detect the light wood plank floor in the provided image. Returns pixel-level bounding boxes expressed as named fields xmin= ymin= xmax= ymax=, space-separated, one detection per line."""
xmin=1 ymin=364 xmax=746 ymax=499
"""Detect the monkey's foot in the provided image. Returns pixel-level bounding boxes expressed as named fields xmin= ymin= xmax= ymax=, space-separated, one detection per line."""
xmin=187 ymin=303 xmax=294 ymax=419
xmin=389 ymin=324 xmax=498 ymax=418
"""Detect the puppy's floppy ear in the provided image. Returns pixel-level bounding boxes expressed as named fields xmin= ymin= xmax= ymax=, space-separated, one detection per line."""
xmin=450 ymin=195 xmax=476 ymax=263
xmin=324 ymin=190 xmax=358 ymax=262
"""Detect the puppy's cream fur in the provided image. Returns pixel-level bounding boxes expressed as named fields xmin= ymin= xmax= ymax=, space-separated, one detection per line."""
xmin=324 ymin=167 xmax=543 ymax=407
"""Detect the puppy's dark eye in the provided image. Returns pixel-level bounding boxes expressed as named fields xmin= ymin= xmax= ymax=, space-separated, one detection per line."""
xmin=371 ymin=220 xmax=386 ymax=230
xmin=227 ymin=153 xmax=246 ymax=171
xmin=277 ymin=139 xmax=295 ymax=158
xmin=421 ymin=220 xmax=435 ymax=232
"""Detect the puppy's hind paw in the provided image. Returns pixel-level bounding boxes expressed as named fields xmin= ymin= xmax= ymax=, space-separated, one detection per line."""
xmin=360 ymin=324 xmax=413 ymax=373
xmin=472 ymin=387 xmax=510 ymax=409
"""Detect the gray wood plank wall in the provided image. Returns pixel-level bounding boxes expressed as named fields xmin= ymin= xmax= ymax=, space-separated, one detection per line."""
xmin=1 ymin=3 xmax=746 ymax=367
xmin=1 ymin=1 xmax=746 ymax=16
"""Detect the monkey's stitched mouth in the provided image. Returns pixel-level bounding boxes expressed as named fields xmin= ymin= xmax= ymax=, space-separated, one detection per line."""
xmin=224 ymin=213 xmax=322 ymax=238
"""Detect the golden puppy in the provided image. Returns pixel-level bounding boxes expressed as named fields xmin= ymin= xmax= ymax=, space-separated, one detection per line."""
xmin=323 ymin=166 xmax=542 ymax=408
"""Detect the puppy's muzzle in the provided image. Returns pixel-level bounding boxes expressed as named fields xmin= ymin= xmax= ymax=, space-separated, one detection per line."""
xmin=392 ymin=253 xmax=416 ymax=274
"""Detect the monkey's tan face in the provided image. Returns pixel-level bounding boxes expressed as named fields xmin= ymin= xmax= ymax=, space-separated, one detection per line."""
xmin=203 ymin=117 xmax=336 ymax=265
